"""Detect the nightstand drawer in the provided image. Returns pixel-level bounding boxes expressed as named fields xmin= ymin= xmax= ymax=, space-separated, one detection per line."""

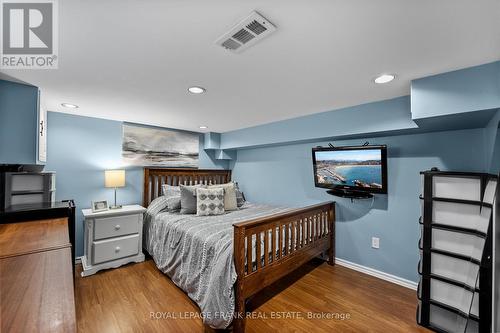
xmin=94 ymin=214 xmax=139 ymax=240
xmin=92 ymin=234 xmax=139 ymax=264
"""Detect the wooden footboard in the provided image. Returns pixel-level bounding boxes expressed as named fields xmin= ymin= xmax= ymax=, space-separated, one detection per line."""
xmin=232 ymin=202 xmax=335 ymax=332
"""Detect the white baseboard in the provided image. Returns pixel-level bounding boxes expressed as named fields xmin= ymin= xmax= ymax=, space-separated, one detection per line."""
xmin=335 ymin=258 xmax=418 ymax=290
xmin=75 ymin=256 xmax=83 ymax=265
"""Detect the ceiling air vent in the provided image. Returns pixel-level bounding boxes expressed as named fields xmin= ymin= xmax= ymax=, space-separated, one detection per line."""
xmin=232 ymin=29 xmax=255 ymax=44
xmin=215 ymin=11 xmax=276 ymax=53
xmin=246 ymin=20 xmax=267 ymax=35
xmin=221 ymin=39 xmax=241 ymax=51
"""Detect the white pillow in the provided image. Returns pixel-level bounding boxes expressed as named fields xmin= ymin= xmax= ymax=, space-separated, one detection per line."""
xmin=208 ymin=182 xmax=238 ymax=211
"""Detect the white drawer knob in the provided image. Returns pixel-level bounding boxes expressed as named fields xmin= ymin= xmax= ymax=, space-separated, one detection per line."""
xmin=115 ymin=225 xmax=121 ymax=230
xmin=115 ymin=246 xmax=121 ymax=252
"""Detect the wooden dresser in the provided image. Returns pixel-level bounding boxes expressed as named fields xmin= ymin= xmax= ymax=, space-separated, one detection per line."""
xmin=0 ymin=218 xmax=76 ymax=333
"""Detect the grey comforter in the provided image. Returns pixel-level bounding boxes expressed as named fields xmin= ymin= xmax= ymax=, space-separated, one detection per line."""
xmin=143 ymin=203 xmax=290 ymax=329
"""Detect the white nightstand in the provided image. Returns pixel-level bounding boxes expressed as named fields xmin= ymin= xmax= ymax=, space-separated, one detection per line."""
xmin=81 ymin=204 xmax=146 ymax=277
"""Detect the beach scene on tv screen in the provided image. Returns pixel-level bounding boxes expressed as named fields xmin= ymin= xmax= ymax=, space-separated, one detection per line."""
xmin=315 ymin=149 xmax=383 ymax=189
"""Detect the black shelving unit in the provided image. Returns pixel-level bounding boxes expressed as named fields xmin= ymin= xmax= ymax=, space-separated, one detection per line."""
xmin=417 ymin=170 xmax=497 ymax=333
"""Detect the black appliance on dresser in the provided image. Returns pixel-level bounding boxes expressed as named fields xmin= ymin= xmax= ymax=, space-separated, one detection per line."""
xmin=0 ymin=170 xmax=56 ymax=210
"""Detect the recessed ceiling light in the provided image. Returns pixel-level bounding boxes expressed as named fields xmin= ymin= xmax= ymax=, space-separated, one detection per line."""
xmin=374 ymin=74 xmax=395 ymax=84
xmin=199 ymin=125 xmax=208 ymax=130
xmin=188 ymin=86 xmax=206 ymax=94
xmin=61 ymin=103 xmax=79 ymax=109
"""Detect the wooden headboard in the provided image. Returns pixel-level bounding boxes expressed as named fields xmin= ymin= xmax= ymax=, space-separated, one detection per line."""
xmin=143 ymin=168 xmax=232 ymax=207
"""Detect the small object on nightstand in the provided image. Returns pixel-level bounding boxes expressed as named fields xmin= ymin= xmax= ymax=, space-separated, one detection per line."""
xmin=104 ymin=170 xmax=125 ymax=209
xmin=91 ymin=200 xmax=108 ymax=213
xmin=81 ymin=204 xmax=146 ymax=277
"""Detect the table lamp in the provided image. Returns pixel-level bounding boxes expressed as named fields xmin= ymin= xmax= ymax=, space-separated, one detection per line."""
xmin=105 ymin=170 xmax=125 ymax=209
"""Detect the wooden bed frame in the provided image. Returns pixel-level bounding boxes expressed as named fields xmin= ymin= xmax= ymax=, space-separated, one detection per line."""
xmin=143 ymin=168 xmax=335 ymax=332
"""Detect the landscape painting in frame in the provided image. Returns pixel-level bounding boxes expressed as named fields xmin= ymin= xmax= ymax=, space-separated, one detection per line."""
xmin=122 ymin=124 xmax=199 ymax=168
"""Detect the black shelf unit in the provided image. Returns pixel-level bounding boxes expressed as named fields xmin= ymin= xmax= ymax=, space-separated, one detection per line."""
xmin=326 ymin=188 xmax=373 ymax=199
xmin=417 ymin=170 xmax=497 ymax=333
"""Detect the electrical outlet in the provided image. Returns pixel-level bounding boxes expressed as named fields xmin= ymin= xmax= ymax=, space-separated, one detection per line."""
xmin=371 ymin=237 xmax=380 ymax=249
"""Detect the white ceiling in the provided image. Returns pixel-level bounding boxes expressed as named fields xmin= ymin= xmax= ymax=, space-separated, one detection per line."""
xmin=2 ymin=0 xmax=500 ymax=133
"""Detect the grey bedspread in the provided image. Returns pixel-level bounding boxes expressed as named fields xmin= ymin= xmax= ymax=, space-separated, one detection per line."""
xmin=143 ymin=203 xmax=290 ymax=329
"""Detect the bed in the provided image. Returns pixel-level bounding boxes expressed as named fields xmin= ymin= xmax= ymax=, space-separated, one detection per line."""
xmin=143 ymin=168 xmax=335 ymax=332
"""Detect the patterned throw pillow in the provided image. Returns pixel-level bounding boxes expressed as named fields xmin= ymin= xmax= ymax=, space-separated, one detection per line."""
xmin=208 ymin=182 xmax=238 ymax=211
xmin=196 ymin=188 xmax=225 ymax=216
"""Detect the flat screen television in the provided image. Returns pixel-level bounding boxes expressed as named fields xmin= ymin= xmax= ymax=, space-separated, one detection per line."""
xmin=312 ymin=145 xmax=388 ymax=194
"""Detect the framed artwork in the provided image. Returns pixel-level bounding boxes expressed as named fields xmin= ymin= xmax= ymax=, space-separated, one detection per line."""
xmin=91 ymin=200 xmax=109 ymax=213
xmin=122 ymin=124 xmax=199 ymax=168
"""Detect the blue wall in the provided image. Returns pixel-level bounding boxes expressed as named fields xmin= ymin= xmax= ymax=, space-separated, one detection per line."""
xmin=490 ymin=124 xmax=500 ymax=175
xmin=221 ymin=96 xmax=417 ymax=150
xmin=45 ymin=112 xmax=228 ymax=257
xmin=230 ymin=128 xmax=486 ymax=282
xmin=411 ymin=61 xmax=500 ymax=120
xmin=485 ymin=109 xmax=500 ymax=172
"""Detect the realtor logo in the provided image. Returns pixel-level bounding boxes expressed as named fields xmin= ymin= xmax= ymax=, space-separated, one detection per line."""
xmin=1 ymin=0 xmax=58 ymax=69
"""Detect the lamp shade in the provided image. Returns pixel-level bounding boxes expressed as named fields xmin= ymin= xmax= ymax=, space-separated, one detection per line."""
xmin=105 ymin=170 xmax=126 ymax=188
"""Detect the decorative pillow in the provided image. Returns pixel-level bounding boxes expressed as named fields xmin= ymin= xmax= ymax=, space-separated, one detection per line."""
xmin=162 ymin=184 xmax=180 ymax=198
xmin=196 ymin=188 xmax=225 ymax=216
xmin=208 ymin=182 xmax=237 ymax=211
xmin=166 ymin=196 xmax=181 ymax=212
xmin=180 ymin=184 xmax=206 ymax=214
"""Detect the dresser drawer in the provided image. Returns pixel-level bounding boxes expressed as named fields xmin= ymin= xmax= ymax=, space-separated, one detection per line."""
xmin=93 ymin=214 xmax=140 ymax=240
xmin=92 ymin=234 xmax=139 ymax=264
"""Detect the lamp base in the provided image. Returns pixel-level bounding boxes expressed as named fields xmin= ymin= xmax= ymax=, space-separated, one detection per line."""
xmin=109 ymin=205 xmax=122 ymax=210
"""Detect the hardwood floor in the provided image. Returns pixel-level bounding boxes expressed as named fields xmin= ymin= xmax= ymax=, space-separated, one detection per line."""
xmin=75 ymin=259 xmax=430 ymax=333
